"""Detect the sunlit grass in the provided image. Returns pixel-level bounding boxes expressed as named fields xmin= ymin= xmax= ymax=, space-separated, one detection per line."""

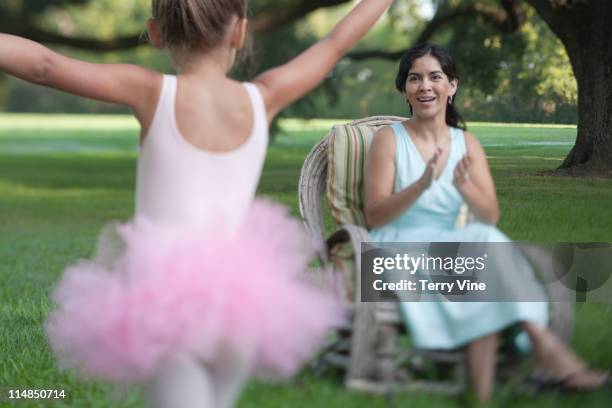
xmin=1 ymin=115 xmax=610 ymax=407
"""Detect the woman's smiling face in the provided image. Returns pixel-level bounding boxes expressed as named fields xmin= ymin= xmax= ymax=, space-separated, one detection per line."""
xmin=404 ymin=54 xmax=458 ymax=120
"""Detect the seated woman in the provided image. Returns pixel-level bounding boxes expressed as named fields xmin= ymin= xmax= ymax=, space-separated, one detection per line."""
xmin=364 ymin=42 xmax=608 ymax=402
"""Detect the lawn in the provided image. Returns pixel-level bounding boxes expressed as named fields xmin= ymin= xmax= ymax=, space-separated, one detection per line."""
xmin=0 ymin=114 xmax=611 ymax=407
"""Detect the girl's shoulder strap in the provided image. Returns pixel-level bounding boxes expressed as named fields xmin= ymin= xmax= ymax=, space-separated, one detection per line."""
xmin=141 ymin=75 xmax=176 ymax=145
xmin=242 ymin=82 xmax=268 ymax=129
xmin=149 ymin=75 xmax=176 ymax=126
xmin=159 ymin=75 xmax=177 ymax=112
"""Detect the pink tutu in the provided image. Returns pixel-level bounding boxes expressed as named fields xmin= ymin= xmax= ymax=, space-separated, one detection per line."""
xmin=45 ymin=200 xmax=343 ymax=384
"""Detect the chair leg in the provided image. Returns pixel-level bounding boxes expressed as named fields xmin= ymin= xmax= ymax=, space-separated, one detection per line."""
xmin=376 ymin=323 xmax=399 ymax=383
xmin=346 ymin=302 xmax=379 ymax=383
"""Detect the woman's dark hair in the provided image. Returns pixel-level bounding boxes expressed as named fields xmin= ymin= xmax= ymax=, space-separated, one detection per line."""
xmin=395 ymin=43 xmax=466 ymax=130
xmin=152 ymin=0 xmax=250 ymax=56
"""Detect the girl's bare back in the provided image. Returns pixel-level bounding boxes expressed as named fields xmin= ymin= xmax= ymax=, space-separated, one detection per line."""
xmin=174 ymin=77 xmax=255 ymax=153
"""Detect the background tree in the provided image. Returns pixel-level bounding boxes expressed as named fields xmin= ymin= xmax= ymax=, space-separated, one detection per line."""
xmin=0 ymin=0 xmax=352 ymax=50
xmin=350 ymin=0 xmax=611 ymax=175
xmin=2 ymin=0 xmax=609 ymax=175
xmin=524 ymin=0 xmax=611 ymax=173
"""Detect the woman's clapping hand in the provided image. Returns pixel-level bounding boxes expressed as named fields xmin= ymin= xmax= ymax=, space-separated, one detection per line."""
xmin=419 ymin=147 xmax=443 ymax=190
xmin=453 ymin=152 xmax=473 ymax=188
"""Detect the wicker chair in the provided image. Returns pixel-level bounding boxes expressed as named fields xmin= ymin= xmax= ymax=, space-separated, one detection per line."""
xmin=298 ymin=116 xmax=574 ymax=394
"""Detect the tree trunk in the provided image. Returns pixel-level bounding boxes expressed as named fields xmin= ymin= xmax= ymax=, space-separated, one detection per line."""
xmin=560 ymin=50 xmax=612 ymax=175
xmin=528 ymin=0 xmax=612 ymax=176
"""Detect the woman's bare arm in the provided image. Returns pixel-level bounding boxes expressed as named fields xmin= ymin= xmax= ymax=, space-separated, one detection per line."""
xmin=453 ymin=132 xmax=500 ymax=224
xmin=364 ymin=126 xmax=440 ymax=229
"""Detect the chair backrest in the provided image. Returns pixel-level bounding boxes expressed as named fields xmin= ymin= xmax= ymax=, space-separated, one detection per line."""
xmin=298 ymin=116 xmax=406 ymax=262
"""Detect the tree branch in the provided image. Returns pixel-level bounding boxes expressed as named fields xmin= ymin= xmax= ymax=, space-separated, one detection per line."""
xmin=12 ymin=26 xmax=146 ymax=51
xmin=347 ymin=0 xmax=525 ymax=61
xmin=525 ymin=0 xmax=566 ymax=39
xmin=250 ymin=0 xmax=351 ymax=33
xmin=2 ymin=0 xmax=352 ymax=51
xmin=524 ymin=0 xmax=583 ymax=76
xmin=417 ymin=1 xmax=523 ymax=44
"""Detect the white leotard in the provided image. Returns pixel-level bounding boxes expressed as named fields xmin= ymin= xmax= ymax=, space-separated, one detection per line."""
xmin=135 ymin=75 xmax=268 ymax=232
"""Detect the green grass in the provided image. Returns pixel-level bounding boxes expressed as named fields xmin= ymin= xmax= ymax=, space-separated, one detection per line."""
xmin=1 ymin=114 xmax=611 ymax=407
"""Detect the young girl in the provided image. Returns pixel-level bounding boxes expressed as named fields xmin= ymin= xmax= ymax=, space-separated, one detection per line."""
xmin=0 ymin=0 xmax=393 ymax=406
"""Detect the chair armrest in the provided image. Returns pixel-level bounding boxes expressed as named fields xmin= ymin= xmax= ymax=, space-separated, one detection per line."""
xmin=327 ymin=224 xmax=371 ymax=252
xmin=326 ymin=225 xmax=370 ymax=303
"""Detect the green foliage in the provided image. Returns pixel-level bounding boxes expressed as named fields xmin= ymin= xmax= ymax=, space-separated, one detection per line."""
xmin=0 ymin=0 xmax=580 ymax=124
xmin=1 ymin=0 xmax=167 ymax=114
xmin=3 ymin=42 xmax=171 ymax=114
xmin=0 ymin=0 xmax=87 ymax=19
xmin=419 ymin=2 xmax=577 ymax=123
xmin=244 ymin=21 xmax=340 ymax=120
xmin=38 ymin=0 xmax=151 ymax=37
xmin=388 ymin=0 xmax=429 ymax=37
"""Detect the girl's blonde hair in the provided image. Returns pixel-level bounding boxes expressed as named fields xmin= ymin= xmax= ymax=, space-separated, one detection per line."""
xmin=152 ymin=0 xmax=248 ymax=52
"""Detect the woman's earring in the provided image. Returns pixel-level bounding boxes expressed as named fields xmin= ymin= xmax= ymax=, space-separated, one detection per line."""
xmin=448 ymin=95 xmax=454 ymax=105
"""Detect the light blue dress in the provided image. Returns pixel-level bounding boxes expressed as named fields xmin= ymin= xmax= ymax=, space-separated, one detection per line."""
xmin=370 ymin=123 xmax=548 ymax=350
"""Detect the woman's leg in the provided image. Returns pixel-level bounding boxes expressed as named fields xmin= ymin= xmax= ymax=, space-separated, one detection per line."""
xmin=464 ymin=332 xmax=499 ymax=402
xmin=146 ymin=354 xmax=215 ymax=408
xmin=523 ymin=322 xmax=609 ymax=389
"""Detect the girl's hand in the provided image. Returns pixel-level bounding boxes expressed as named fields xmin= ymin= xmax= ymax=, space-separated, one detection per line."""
xmin=453 ymin=152 xmax=473 ymax=188
xmin=419 ymin=147 xmax=442 ymax=190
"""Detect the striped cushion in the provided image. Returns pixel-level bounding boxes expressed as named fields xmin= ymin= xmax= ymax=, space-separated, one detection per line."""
xmin=327 ymin=124 xmax=378 ymax=226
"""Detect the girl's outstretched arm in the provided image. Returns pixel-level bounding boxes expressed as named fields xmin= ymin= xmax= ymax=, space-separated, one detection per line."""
xmin=0 ymin=34 xmax=161 ymax=129
xmin=254 ymin=0 xmax=394 ymax=121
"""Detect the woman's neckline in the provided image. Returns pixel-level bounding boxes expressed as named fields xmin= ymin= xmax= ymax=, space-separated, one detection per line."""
xmin=400 ymin=121 xmax=454 ymax=181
